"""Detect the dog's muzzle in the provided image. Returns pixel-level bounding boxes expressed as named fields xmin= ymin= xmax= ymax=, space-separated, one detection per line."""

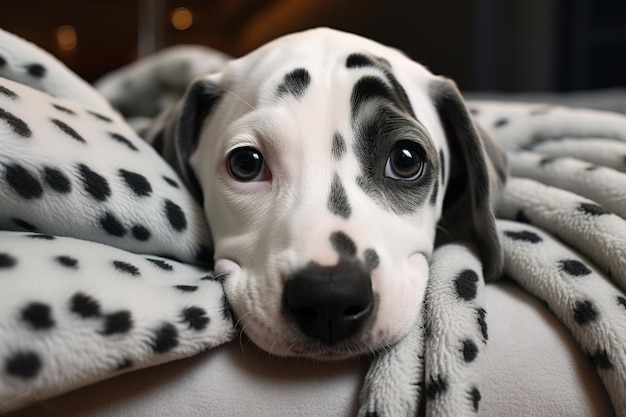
xmin=283 ymin=261 xmax=374 ymax=346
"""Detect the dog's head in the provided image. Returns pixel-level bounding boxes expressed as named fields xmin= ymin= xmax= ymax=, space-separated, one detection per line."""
xmin=160 ymin=28 xmax=506 ymax=359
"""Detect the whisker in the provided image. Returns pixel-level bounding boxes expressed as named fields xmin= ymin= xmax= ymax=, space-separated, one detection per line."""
xmin=212 ymin=83 xmax=257 ymax=111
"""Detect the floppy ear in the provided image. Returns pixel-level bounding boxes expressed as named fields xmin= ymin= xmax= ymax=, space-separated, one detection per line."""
xmin=430 ymin=78 xmax=507 ymax=282
xmin=147 ymin=77 xmax=224 ymax=200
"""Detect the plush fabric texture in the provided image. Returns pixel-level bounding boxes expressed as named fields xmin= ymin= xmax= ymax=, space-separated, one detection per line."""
xmin=0 ymin=27 xmax=625 ymax=417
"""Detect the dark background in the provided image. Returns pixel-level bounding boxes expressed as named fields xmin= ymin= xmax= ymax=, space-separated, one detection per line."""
xmin=2 ymin=0 xmax=625 ymax=92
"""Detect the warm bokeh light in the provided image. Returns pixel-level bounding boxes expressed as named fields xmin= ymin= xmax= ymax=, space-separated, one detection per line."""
xmin=171 ymin=7 xmax=193 ymax=30
xmin=56 ymin=25 xmax=77 ymax=51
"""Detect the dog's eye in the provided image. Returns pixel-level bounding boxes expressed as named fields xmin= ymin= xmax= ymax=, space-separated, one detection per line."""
xmin=385 ymin=141 xmax=424 ymax=180
xmin=227 ymin=147 xmax=268 ymax=182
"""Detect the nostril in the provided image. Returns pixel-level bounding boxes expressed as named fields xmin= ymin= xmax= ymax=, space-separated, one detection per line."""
xmin=343 ymin=303 xmax=371 ymax=321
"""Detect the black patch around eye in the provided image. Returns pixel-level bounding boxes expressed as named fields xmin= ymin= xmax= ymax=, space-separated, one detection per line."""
xmin=0 ymin=107 xmax=32 ymax=137
xmin=327 ymin=174 xmax=352 ymax=218
xmin=51 ymin=119 xmax=86 ymax=143
xmin=332 ymin=132 xmax=346 ymax=160
xmin=277 ymin=68 xmax=311 ymax=99
xmin=330 ymin=230 xmax=357 ymax=258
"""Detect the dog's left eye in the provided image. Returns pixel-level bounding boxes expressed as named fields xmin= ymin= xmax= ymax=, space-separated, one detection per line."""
xmin=227 ymin=147 xmax=269 ymax=182
xmin=385 ymin=141 xmax=425 ymax=181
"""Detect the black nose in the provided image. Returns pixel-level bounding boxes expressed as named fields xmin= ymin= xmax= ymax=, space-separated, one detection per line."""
xmin=283 ymin=262 xmax=374 ymax=346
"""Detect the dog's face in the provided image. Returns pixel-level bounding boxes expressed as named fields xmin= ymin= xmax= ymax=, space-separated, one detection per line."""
xmin=166 ymin=28 xmax=505 ymax=359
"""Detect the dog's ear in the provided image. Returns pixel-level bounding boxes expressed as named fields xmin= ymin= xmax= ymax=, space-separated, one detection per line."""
xmin=430 ymin=78 xmax=506 ymax=281
xmin=148 ymin=77 xmax=224 ymax=200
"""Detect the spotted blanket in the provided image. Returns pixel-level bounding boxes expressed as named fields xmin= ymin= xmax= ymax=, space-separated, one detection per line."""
xmin=1 ymin=28 xmax=625 ymax=417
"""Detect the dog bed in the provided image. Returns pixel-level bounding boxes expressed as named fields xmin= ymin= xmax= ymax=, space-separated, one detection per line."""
xmin=1 ymin=28 xmax=625 ymax=417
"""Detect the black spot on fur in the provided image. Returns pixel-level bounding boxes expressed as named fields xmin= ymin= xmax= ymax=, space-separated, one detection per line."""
xmin=113 ymin=260 xmax=141 ymax=277
xmin=328 ymin=174 xmax=352 ymax=218
xmin=88 ymin=110 xmax=113 ymax=123
xmin=439 ymin=149 xmax=446 ymax=185
xmin=455 ymin=269 xmax=479 ymax=301
xmin=26 ymin=233 xmax=55 ymax=240
xmin=116 ymin=358 xmax=133 ymax=370
xmin=79 ymin=164 xmax=110 ymax=201
xmin=22 ymin=302 xmax=55 ymax=330
xmin=102 ymin=311 xmax=133 ymax=335
xmin=573 ymin=300 xmax=598 ymax=325
xmin=51 ymin=118 xmax=85 ymax=143
xmin=119 ymin=169 xmax=152 ymax=196
xmin=147 ymin=258 xmax=174 ymax=271
xmin=174 ymin=285 xmax=198 ymax=292
xmin=577 ymin=202 xmax=610 ymax=216
xmin=109 ymin=132 xmax=139 ymax=151
xmin=559 ymin=259 xmax=592 ymax=277
xmin=540 ymin=156 xmax=557 ymax=166
xmin=100 ymin=212 xmax=126 ymax=237
xmin=470 ymin=387 xmax=482 ymax=411
xmin=182 ymin=306 xmax=210 ymax=330
xmin=364 ymin=249 xmax=380 ymax=270
xmin=346 ymin=53 xmax=377 ymax=68
xmin=588 ymin=349 xmax=613 ymax=370
xmin=424 ymin=375 xmax=448 ymax=399
xmin=52 ymin=104 xmax=76 ymax=115
xmin=477 ymin=308 xmax=488 ymax=342
xmin=131 ymin=225 xmax=151 ymax=241
xmin=515 ymin=210 xmax=531 ymax=224
xmin=494 ymin=118 xmax=509 ymax=128
xmin=462 ymin=339 xmax=478 ymax=362
xmin=330 ymin=231 xmax=357 ymax=258
xmin=26 ymin=63 xmax=46 ymax=77
xmin=0 ymin=107 xmax=31 ymax=137
xmin=43 ymin=167 xmax=71 ymax=193
xmin=164 ymin=199 xmax=187 ymax=232
xmin=618 ymin=296 xmax=626 ymax=310
xmin=0 ymin=253 xmax=17 ymax=268
xmin=332 ymin=132 xmax=346 ymax=160
xmin=5 ymin=163 xmax=43 ymax=199
xmin=351 ymin=76 xmax=394 ymax=116
xmin=277 ymin=68 xmax=311 ymax=99
xmin=503 ymin=230 xmax=542 ymax=243
xmin=13 ymin=218 xmax=37 ymax=232
xmin=5 ymin=351 xmax=42 ymax=378
xmin=0 ymin=55 xmax=5 ymax=66
xmin=163 ymin=176 xmax=179 ymax=188
xmin=56 ymin=255 xmax=78 ymax=269
xmin=0 ymin=85 xmax=18 ymax=99
xmin=70 ymin=293 xmax=102 ymax=318
xmin=151 ymin=322 xmax=179 ymax=353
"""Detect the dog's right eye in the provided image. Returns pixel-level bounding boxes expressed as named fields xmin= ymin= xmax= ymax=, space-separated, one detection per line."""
xmin=227 ymin=146 xmax=269 ymax=182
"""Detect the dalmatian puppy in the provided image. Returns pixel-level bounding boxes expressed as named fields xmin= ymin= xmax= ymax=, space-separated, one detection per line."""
xmin=153 ymin=27 xmax=507 ymax=359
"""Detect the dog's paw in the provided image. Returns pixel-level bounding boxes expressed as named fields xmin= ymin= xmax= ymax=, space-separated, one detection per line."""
xmin=357 ymin=316 xmax=424 ymax=417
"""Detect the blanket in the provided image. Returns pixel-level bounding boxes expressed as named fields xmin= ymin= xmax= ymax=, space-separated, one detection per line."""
xmin=0 ymin=28 xmax=625 ymax=417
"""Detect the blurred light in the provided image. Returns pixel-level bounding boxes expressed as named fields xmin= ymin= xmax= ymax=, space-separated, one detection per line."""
xmin=171 ymin=7 xmax=193 ymax=30
xmin=56 ymin=25 xmax=77 ymax=52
